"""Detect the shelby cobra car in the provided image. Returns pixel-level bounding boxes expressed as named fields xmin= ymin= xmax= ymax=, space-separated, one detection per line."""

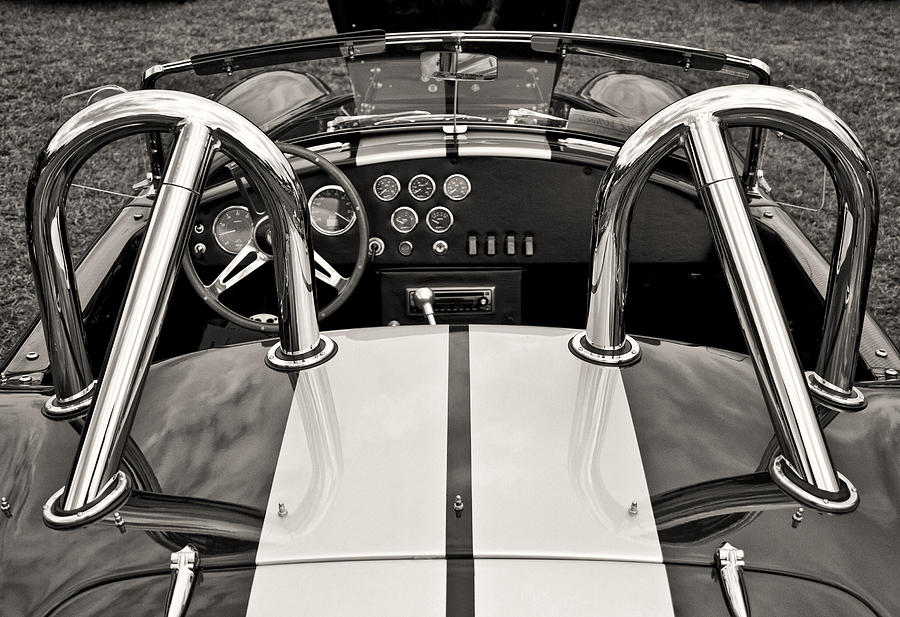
xmin=2 ymin=1 xmax=898 ymax=615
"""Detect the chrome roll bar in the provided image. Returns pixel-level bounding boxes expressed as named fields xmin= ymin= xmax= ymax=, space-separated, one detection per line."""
xmin=575 ymin=85 xmax=878 ymax=512
xmin=27 ymin=91 xmax=330 ymax=527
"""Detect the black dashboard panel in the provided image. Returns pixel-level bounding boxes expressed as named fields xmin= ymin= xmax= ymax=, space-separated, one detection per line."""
xmin=298 ymin=156 xmax=711 ymax=267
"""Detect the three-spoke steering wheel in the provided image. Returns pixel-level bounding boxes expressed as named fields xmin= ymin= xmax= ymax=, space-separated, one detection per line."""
xmin=183 ymin=142 xmax=369 ymax=331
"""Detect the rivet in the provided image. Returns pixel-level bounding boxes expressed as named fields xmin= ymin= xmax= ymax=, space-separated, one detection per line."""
xmin=823 ymin=499 xmax=830 ymax=504
xmin=25 ymin=352 xmax=39 ymax=361
xmin=113 ymin=512 xmax=126 ymax=534
xmin=277 ymin=501 xmax=288 ymax=517
xmin=876 ymin=348 xmax=888 ymax=358
xmin=763 ymin=210 xmax=774 ymax=218
xmin=791 ymin=507 xmax=804 ymax=528
xmin=453 ymin=494 xmax=465 ymax=518
xmin=886 ymin=368 xmax=899 ymax=379
xmin=628 ymin=500 xmax=639 ymax=516
xmin=133 ymin=213 xmax=144 ymax=221
xmin=1 ymin=497 xmax=11 ymax=518
xmin=18 ymin=375 xmax=32 ymax=384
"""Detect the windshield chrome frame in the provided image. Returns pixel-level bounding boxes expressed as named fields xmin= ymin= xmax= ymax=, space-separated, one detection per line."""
xmin=139 ymin=30 xmax=770 ymax=192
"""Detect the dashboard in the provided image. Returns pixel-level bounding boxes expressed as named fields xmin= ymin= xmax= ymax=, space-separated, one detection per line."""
xmin=296 ymin=157 xmax=709 ymax=267
xmin=187 ymin=144 xmax=713 ymax=329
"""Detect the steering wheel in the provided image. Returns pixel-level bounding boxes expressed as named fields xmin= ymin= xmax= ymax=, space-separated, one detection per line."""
xmin=183 ymin=142 xmax=369 ymax=331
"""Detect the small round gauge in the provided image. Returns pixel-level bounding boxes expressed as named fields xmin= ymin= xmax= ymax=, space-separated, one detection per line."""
xmin=443 ymin=174 xmax=471 ymax=201
xmin=390 ymin=206 xmax=419 ymax=234
xmin=373 ymin=174 xmax=401 ymax=202
xmin=408 ymin=174 xmax=436 ymax=201
xmin=426 ymin=206 xmax=454 ymax=233
xmin=213 ymin=205 xmax=253 ymax=254
xmin=309 ymin=185 xmax=356 ymax=236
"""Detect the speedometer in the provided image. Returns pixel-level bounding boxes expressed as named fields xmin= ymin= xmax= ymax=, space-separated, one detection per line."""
xmin=443 ymin=174 xmax=471 ymax=201
xmin=408 ymin=174 xmax=436 ymax=201
xmin=213 ymin=205 xmax=253 ymax=254
xmin=373 ymin=174 xmax=401 ymax=201
xmin=309 ymin=185 xmax=356 ymax=236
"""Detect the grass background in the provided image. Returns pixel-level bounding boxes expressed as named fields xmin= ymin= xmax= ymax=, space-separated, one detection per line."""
xmin=1 ymin=0 xmax=897 ymax=359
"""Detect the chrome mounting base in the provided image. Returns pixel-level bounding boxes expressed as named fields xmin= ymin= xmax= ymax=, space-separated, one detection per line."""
xmin=42 ymin=471 xmax=132 ymax=529
xmin=805 ymin=371 xmax=866 ymax=411
xmin=266 ymin=335 xmax=337 ymax=371
xmin=42 ymin=380 xmax=97 ymax=421
xmin=770 ymin=455 xmax=859 ymax=513
xmin=568 ymin=332 xmax=641 ymax=366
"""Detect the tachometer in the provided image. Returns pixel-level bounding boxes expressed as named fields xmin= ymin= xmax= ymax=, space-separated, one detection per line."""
xmin=408 ymin=174 xmax=436 ymax=201
xmin=213 ymin=205 xmax=253 ymax=254
xmin=426 ymin=206 xmax=454 ymax=233
xmin=373 ymin=174 xmax=401 ymax=201
xmin=443 ymin=174 xmax=471 ymax=201
xmin=309 ymin=185 xmax=356 ymax=236
xmin=390 ymin=206 xmax=419 ymax=233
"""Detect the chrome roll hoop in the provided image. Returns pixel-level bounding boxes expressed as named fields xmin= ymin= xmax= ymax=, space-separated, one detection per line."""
xmin=27 ymin=91 xmax=330 ymax=528
xmin=575 ymin=85 xmax=878 ymax=512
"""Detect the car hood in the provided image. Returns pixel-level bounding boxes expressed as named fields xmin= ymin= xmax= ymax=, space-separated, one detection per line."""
xmin=327 ymin=0 xmax=580 ymax=34
xmin=7 ymin=326 xmax=900 ymax=616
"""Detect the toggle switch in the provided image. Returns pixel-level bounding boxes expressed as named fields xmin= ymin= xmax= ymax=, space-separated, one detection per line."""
xmin=486 ymin=234 xmax=497 ymax=256
xmin=505 ymin=233 xmax=516 ymax=255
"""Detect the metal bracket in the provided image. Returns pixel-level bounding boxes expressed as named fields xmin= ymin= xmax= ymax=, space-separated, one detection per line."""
xmin=166 ymin=545 xmax=199 ymax=617
xmin=715 ymin=542 xmax=751 ymax=617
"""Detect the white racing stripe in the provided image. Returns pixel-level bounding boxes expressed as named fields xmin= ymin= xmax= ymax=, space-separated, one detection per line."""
xmin=247 ymin=325 xmax=673 ymax=616
xmin=468 ymin=325 xmax=665 ymax=563
xmin=254 ymin=326 xmax=450 ymax=564
xmin=247 ymin=560 xmax=446 ymax=616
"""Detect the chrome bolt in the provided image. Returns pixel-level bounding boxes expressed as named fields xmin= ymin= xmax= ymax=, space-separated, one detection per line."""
xmin=886 ymin=368 xmax=899 ymax=379
xmin=629 ymin=500 xmax=639 ymax=516
xmin=18 ymin=375 xmax=32 ymax=384
xmin=791 ymin=507 xmax=804 ymax=528
xmin=277 ymin=501 xmax=288 ymax=517
xmin=876 ymin=348 xmax=888 ymax=358
xmin=1 ymin=497 xmax=11 ymax=518
xmin=763 ymin=210 xmax=774 ymax=218
xmin=25 ymin=352 xmax=39 ymax=361
xmin=193 ymin=243 xmax=207 ymax=258
xmin=193 ymin=223 xmax=204 ymax=234
xmin=113 ymin=512 xmax=126 ymax=534
xmin=133 ymin=212 xmax=144 ymax=221
xmin=453 ymin=495 xmax=465 ymax=518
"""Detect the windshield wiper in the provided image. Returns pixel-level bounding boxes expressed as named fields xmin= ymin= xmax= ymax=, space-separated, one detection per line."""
xmin=327 ymin=111 xmax=489 ymax=131
xmin=327 ymin=110 xmax=432 ymax=131
xmin=506 ymin=108 xmax=567 ymax=127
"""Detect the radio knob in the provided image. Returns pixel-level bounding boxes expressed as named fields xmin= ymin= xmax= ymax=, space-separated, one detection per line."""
xmin=432 ymin=240 xmax=448 ymax=255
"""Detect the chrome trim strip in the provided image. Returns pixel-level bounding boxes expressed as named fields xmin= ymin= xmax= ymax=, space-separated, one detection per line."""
xmin=583 ymin=85 xmax=876 ymax=510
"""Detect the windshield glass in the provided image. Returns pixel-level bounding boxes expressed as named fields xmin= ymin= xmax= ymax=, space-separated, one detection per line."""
xmin=149 ymin=32 xmax=767 ymax=141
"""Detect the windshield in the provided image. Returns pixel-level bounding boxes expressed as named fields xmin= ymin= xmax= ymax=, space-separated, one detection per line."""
xmin=145 ymin=31 xmax=768 ymax=175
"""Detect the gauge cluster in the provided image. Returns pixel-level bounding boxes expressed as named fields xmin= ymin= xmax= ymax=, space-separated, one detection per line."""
xmin=365 ymin=172 xmax=471 ymax=246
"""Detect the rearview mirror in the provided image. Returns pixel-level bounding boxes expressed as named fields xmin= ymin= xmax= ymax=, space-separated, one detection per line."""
xmin=420 ymin=51 xmax=498 ymax=82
